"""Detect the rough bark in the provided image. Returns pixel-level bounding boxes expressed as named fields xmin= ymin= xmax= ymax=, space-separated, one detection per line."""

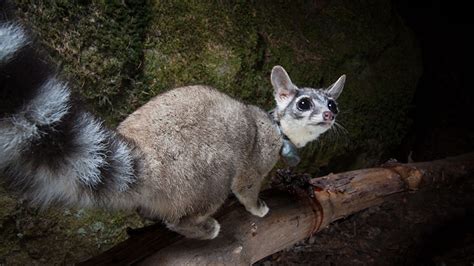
xmin=80 ymin=153 xmax=474 ymax=265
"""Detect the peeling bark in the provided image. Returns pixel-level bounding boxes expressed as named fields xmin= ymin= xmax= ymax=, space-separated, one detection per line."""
xmin=80 ymin=153 xmax=474 ymax=265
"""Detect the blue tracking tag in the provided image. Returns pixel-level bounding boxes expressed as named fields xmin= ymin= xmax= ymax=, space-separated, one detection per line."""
xmin=281 ymin=139 xmax=300 ymax=167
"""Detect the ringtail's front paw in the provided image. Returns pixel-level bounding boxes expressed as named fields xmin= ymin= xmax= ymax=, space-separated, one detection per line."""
xmin=247 ymin=199 xmax=269 ymax=217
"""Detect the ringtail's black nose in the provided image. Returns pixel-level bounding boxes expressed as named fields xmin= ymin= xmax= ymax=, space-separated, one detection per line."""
xmin=323 ymin=111 xmax=334 ymax=121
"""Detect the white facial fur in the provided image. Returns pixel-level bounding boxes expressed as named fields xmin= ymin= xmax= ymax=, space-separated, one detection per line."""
xmin=279 ymin=93 xmax=333 ymax=147
xmin=271 ymin=66 xmax=345 ymax=148
xmin=279 ymin=115 xmax=330 ymax=148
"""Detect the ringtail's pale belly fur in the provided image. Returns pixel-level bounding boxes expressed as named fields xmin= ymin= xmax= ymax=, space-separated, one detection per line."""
xmin=0 ymin=1 xmax=345 ymax=239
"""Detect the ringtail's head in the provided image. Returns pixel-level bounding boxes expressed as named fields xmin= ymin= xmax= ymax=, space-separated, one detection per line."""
xmin=271 ymin=65 xmax=345 ymax=148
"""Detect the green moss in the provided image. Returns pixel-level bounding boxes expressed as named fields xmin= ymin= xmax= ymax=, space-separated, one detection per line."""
xmin=142 ymin=0 xmax=421 ymax=173
xmin=141 ymin=1 xmax=267 ymax=105
xmin=15 ymin=0 xmax=152 ymax=125
xmin=0 ymin=187 xmax=145 ymax=264
xmin=1 ymin=1 xmax=151 ymax=264
xmin=13 ymin=0 xmax=421 ymax=171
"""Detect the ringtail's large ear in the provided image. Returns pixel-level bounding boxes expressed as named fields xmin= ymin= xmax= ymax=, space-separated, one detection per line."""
xmin=326 ymin=74 xmax=346 ymax=99
xmin=271 ymin=65 xmax=297 ymax=111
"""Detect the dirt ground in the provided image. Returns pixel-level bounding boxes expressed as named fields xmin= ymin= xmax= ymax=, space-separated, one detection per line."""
xmin=256 ymin=171 xmax=474 ymax=265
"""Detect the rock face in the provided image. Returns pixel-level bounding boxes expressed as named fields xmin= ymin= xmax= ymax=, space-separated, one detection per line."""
xmin=1 ymin=0 xmax=421 ymax=264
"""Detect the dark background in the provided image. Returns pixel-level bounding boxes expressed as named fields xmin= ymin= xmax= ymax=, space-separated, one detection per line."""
xmin=394 ymin=0 xmax=474 ymax=161
xmin=376 ymin=0 xmax=472 ymax=263
xmin=264 ymin=1 xmax=474 ymax=265
xmin=395 ymin=0 xmax=474 ymax=263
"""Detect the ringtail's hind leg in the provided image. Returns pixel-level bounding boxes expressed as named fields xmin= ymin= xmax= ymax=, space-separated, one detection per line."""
xmin=166 ymin=214 xmax=220 ymax=240
xmin=136 ymin=205 xmax=221 ymax=239
xmin=232 ymin=173 xmax=269 ymax=217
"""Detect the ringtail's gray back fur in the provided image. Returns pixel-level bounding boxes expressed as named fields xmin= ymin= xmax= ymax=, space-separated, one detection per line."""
xmin=0 ymin=3 xmax=345 ymax=239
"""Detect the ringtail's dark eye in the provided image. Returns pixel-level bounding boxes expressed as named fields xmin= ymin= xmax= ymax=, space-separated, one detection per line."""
xmin=297 ymin=98 xmax=312 ymax=111
xmin=327 ymin=99 xmax=338 ymax=114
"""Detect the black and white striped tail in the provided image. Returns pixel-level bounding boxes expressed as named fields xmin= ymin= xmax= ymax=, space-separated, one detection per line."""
xmin=0 ymin=4 xmax=139 ymax=207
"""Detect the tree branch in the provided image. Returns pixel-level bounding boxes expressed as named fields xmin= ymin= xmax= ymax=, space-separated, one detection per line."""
xmin=79 ymin=153 xmax=474 ymax=265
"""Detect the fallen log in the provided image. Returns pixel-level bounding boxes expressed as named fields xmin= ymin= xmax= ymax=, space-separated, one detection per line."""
xmin=80 ymin=153 xmax=474 ymax=265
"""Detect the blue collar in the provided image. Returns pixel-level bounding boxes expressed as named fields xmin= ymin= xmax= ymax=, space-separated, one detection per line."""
xmin=269 ymin=110 xmax=301 ymax=167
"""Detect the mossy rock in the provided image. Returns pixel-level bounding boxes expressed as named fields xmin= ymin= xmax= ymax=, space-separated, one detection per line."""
xmin=141 ymin=0 xmax=421 ymax=173
xmin=0 ymin=0 xmax=421 ymax=264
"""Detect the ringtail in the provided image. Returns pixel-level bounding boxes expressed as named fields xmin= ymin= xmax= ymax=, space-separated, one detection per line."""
xmin=0 ymin=3 xmax=345 ymax=239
